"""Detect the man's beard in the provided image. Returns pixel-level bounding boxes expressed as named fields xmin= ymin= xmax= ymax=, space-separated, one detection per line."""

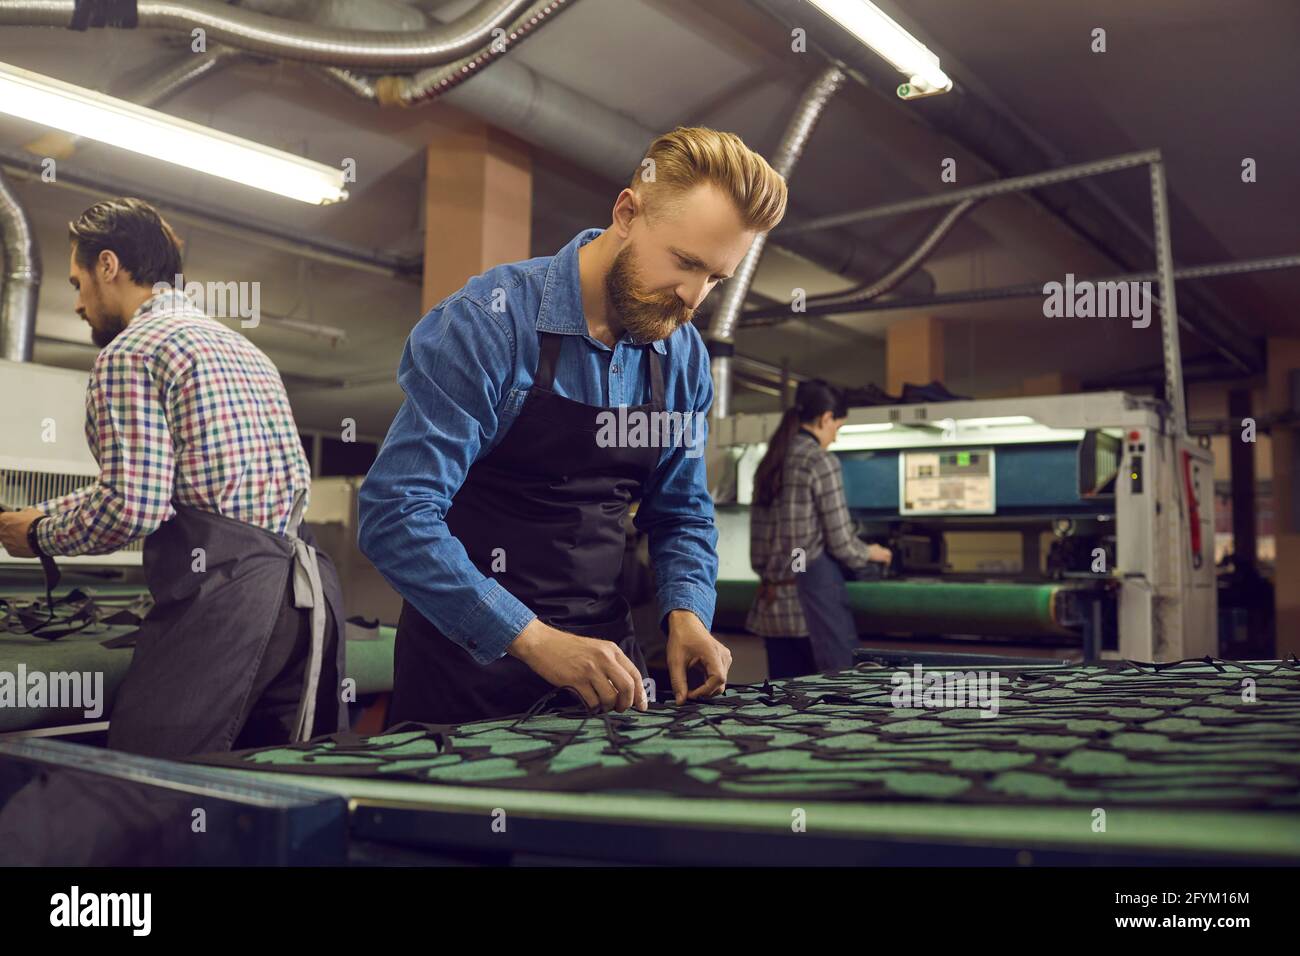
xmin=83 ymin=271 xmax=129 ymax=348
xmin=90 ymin=312 xmax=128 ymax=349
xmin=604 ymin=245 xmax=694 ymax=343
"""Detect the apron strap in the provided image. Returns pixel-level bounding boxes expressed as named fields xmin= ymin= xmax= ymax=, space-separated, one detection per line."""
xmin=535 ymin=331 xmax=665 ymax=406
xmin=535 ymin=331 xmax=563 ymax=391
xmin=283 ymin=486 xmax=327 ymax=742
xmin=288 ymin=536 xmax=327 ymax=742
xmin=284 ymin=487 xmax=308 ymax=539
xmin=647 ymin=345 xmax=666 ymax=405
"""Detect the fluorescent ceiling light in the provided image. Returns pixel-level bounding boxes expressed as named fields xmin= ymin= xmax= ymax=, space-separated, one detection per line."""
xmin=956 ymin=416 xmax=1037 ymax=427
xmin=805 ymin=0 xmax=952 ymax=93
xmin=0 ymin=61 xmax=348 ymax=205
xmin=839 ymin=423 xmax=895 ymax=434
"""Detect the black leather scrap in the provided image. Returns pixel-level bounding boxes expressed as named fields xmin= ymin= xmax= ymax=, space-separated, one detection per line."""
xmin=0 ymin=587 xmax=152 ymax=641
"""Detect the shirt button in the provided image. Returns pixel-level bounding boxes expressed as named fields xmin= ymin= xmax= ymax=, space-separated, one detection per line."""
xmin=611 ymin=364 xmax=620 ymax=373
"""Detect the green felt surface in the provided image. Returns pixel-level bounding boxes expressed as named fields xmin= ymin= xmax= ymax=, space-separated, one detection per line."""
xmin=344 ymin=624 xmax=396 ymax=696
xmin=0 ymin=626 xmax=136 ymax=731
xmin=714 ymin=578 xmax=1080 ymax=637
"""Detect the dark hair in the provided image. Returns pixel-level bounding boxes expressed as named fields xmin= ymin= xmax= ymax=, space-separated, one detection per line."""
xmin=753 ymin=379 xmax=847 ymax=506
xmin=68 ymin=198 xmax=184 ymax=287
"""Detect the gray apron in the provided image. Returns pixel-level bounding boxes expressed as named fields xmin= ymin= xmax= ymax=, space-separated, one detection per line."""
xmin=795 ymin=551 xmax=860 ymax=672
xmin=106 ymin=494 xmax=347 ymax=759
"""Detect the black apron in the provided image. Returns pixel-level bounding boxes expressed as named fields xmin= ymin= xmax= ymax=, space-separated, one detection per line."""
xmin=106 ymin=493 xmax=347 ymax=759
xmin=390 ymin=330 xmax=665 ymax=725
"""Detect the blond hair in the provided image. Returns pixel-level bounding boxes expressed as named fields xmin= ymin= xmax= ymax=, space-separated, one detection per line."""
xmin=630 ymin=127 xmax=788 ymax=233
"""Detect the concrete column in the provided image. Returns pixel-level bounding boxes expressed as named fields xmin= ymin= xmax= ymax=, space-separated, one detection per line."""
xmin=886 ymin=315 xmax=944 ymax=396
xmin=1021 ymin=372 xmax=1079 ymax=396
xmin=422 ymin=112 xmax=532 ymax=313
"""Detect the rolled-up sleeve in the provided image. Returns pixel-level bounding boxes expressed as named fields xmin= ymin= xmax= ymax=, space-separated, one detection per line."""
xmin=633 ymin=355 xmax=720 ymax=634
xmin=357 ymin=297 xmax=535 ymax=664
xmin=811 ymin=454 xmax=874 ymax=570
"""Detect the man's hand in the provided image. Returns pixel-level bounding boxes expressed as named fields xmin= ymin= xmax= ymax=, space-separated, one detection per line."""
xmin=0 ymin=508 xmax=44 ymax=558
xmin=867 ymin=544 xmax=892 ymax=565
xmin=665 ymin=609 xmax=732 ymax=705
xmin=508 ymin=618 xmax=648 ymax=713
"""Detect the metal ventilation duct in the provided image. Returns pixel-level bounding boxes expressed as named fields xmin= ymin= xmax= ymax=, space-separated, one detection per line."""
xmin=0 ymin=169 xmax=41 ymax=363
xmin=0 ymin=0 xmax=536 ymax=70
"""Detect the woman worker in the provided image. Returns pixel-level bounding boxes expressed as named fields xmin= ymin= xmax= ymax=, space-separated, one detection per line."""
xmin=746 ymin=379 xmax=892 ymax=675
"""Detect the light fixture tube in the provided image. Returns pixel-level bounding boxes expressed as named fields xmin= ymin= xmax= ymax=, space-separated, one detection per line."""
xmin=0 ymin=61 xmax=348 ymax=205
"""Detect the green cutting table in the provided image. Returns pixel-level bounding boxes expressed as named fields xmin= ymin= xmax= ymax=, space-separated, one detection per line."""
xmin=227 ymin=773 xmax=1300 ymax=865
xmin=2 ymin=659 xmax=1297 ymax=865
xmin=197 ymin=659 xmax=1300 ymax=865
xmin=0 ymin=628 xmax=136 ymax=732
xmin=0 ymin=584 xmax=395 ymax=734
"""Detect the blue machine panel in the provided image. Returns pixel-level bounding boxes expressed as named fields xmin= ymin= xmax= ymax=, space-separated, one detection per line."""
xmin=839 ymin=441 xmax=1108 ymax=516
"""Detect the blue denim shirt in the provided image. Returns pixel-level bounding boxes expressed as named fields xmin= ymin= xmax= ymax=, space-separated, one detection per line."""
xmin=358 ymin=229 xmax=719 ymax=665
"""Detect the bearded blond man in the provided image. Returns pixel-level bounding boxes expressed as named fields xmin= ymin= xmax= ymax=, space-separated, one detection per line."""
xmin=359 ymin=127 xmax=787 ymax=725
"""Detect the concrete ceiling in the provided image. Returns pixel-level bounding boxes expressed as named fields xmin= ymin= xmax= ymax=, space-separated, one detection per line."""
xmin=1 ymin=0 xmax=1296 ymax=431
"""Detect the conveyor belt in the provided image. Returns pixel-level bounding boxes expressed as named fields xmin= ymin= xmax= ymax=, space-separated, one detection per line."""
xmin=715 ymin=578 xmax=1092 ymax=638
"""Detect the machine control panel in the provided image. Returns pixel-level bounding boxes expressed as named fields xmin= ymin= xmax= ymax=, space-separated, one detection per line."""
xmin=899 ymin=448 xmax=996 ymax=515
xmin=1127 ymin=430 xmax=1144 ymax=494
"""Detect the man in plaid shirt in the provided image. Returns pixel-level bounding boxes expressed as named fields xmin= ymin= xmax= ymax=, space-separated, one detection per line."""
xmin=0 ymin=198 xmax=345 ymax=757
xmin=23 ymin=251 xmax=309 ymax=556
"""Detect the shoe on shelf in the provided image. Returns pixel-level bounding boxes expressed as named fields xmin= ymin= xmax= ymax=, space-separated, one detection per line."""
xmin=843 ymin=383 xmax=902 ymax=407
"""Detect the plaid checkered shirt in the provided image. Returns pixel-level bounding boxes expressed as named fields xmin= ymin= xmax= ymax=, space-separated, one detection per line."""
xmin=746 ymin=428 xmax=874 ymax=638
xmin=35 ymin=290 xmax=310 ymax=556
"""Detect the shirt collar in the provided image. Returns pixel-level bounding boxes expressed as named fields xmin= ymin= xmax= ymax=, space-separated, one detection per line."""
xmin=131 ymin=287 xmax=196 ymax=323
xmin=538 ymin=228 xmax=668 ymax=355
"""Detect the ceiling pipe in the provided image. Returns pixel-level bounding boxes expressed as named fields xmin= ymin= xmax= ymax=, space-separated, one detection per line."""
xmin=0 ymin=0 xmax=941 ymax=376
xmin=750 ymin=0 xmax=1256 ymax=374
xmin=0 ymin=167 xmax=41 ymax=363
xmin=320 ymin=0 xmax=572 ymax=107
xmin=732 ymin=253 xmax=1290 ymax=375
xmin=708 ymin=65 xmax=847 ymax=420
xmin=239 ymin=0 xmax=429 ymax=32
xmin=791 ymin=196 xmax=979 ymax=313
xmin=317 ymin=51 xmax=936 ymax=300
xmin=0 ymin=0 xmax=538 ymax=70
xmin=741 ymin=198 xmax=980 ymax=325
xmin=324 ymin=50 xmax=931 ymax=410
